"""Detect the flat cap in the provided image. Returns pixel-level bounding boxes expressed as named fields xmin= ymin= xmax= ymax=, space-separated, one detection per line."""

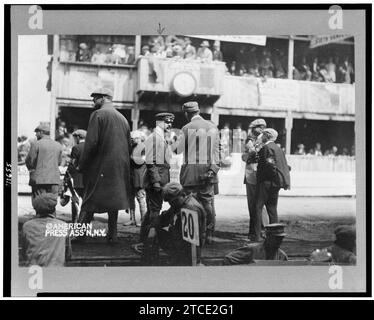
xmin=162 ymin=182 xmax=183 ymax=202
xmin=90 ymin=87 xmax=113 ymax=97
xmin=335 ymin=225 xmax=356 ymax=240
xmin=182 ymin=101 xmax=200 ymax=113
xmin=200 ymin=40 xmax=210 ymax=47
xmin=72 ymin=129 xmax=87 ymax=139
xmin=249 ymin=118 xmax=267 ymax=128
xmin=155 ymin=112 xmax=175 ymax=123
xmin=32 ymin=193 xmax=58 ymax=215
xmin=34 ymin=123 xmax=50 ymax=133
xmin=265 ymin=223 xmax=287 ymax=237
xmin=263 ymin=128 xmax=278 ymax=142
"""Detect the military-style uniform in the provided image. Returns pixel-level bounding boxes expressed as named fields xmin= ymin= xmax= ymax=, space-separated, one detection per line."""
xmin=140 ymin=113 xmax=175 ymax=242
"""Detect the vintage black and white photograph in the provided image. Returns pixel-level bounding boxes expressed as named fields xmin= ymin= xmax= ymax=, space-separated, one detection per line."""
xmin=6 ymin=4 xmax=370 ymax=296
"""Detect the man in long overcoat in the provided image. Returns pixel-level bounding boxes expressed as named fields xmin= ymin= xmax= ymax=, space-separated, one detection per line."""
xmin=78 ymin=88 xmax=132 ymax=242
xmin=254 ymin=128 xmax=290 ymax=241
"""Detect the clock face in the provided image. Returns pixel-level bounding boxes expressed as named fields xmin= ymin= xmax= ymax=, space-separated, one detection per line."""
xmin=172 ymin=72 xmax=197 ymax=96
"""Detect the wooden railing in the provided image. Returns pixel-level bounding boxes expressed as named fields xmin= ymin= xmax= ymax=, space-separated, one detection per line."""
xmin=215 ymin=76 xmax=355 ymax=115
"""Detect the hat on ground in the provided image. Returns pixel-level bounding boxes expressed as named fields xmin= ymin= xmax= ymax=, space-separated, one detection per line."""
xmin=90 ymin=87 xmax=113 ymax=98
xmin=182 ymin=101 xmax=200 ymax=113
xmin=32 ymin=193 xmax=58 ymax=215
xmin=72 ymin=129 xmax=87 ymax=139
xmin=200 ymin=40 xmax=210 ymax=47
xmin=155 ymin=112 xmax=175 ymax=123
xmin=263 ymin=128 xmax=278 ymax=142
xmin=249 ymin=118 xmax=267 ymax=128
xmin=34 ymin=123 xmax=50 ymax=134
xmin=265 ymin=223 xmax=287 ymax=237
xmin=162 ymin=182 xmax=183 ymax=202
xmin=335 ymin=225 xmax=356 ymax=241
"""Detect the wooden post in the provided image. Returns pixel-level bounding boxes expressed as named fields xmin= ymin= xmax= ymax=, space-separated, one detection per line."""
xmin=287 ymin=36 xmax=294 ymax=80
xmin=135 ymin=35 xmax=141 ymax=59
xmin=285 ymin=110 xmax=293 ymax=155
xmin=49 ymin=34 xmax=60 ymax=140
xmin=191 ymin=244 xmax=197 ymax=266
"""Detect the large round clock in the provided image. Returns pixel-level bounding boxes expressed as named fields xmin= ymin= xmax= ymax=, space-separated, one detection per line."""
xmin=172 ymin=72 xmax=197 ymax=97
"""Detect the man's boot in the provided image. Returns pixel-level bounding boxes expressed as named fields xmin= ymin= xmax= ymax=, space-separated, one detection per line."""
xmin=107 ymin=211 xmax=118 ymax=243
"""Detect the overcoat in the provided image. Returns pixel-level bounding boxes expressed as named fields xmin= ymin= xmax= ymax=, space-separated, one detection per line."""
xmin=79 ymin=102 xmax=132 ymax=213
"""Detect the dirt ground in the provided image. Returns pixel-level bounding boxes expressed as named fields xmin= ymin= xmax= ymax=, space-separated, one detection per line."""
xmin=18 ymin=195 xmax=356 ymax=266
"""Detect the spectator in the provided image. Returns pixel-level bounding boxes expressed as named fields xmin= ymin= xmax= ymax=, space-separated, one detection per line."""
xmin=259 ymin=53 xmax=274 ymax=78
xmin=56 ymin=119 xmax=67 ymax=140
xmin=330 ymin=146 xmax=338 ymax=156
xmin=141 ymin=45 xmax=151 ymax=57
xmin=76 ymin=42 xmax=91 ymax=62
xmin=112 ymin=44 xmax=127 ymax=64
xmin=247 ymin=46 xmax=259 ymax=76
xmin=299 ymin=56 xmax=312 ymax=81
xmin=197 ymin=40 xmax=213 ymax=62
xmin=311 ymin=57 xmax=323 ymax=82
xmin=341 ymin=147 xmax=349 ymax=156
xmin=105 ymin=47 xmax=117 ymax=64
xmin=314 ymin=142 xmax=323 ymax=156
xmin=172 ymin=43 xmax=185 ymax=58
xmin=319 ymin=60 xmax=333 ymax=82
xmin=230 ymin=61 xmax=237 ymax=75
xmin=125 ymin=46 xmax=136 ymax=64
xmin=338 ymin=57 xmax=354 ymax=84
xmin=294 ymin=143 xmax=306 ymax=155
xmin=21 ymin=193 xmax=71 ymax=267
xmin=18 ymin=135 xmax=30 ymax=164
xmin=307 ymin=148 xmax=315 ymax=156
xmin=273 ymin=49 xmax=287 ymax=79
xmin=212 ymin=40 xmax=223 ymax=62
xmin=183 ymin=37 xmax=196 ymax=59
xmin=164 ymin=42 xmax=174 ymax=58
xmin=91 ymin=48 xmax=107 ymax=64
xmin=236 ymin=45 xmax=248 ymax=74
xmin=326 ymin=57 xmax=336 ymax=83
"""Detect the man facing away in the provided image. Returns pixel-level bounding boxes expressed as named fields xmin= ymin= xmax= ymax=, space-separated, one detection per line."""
xmin=77 ymin=88 xmax=132 ymax=243
xmin=176 ymin=101 xmax=220 ymax=244
xmin=143 ymin=182 xmax=207 ymax=266
xmin=224 ymin=224 xmax=288 ymax=265
xmin=21 ymin=193 xmax=71 ymax=267
xmin=254 ymin=128 xmax=290 ymax=242
xmin=25 ymin=123 xmax=63 ymax=200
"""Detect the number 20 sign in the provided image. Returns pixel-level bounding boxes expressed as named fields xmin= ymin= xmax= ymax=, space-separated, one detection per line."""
xmin=181 ymin=208 xmax=200 ymax=246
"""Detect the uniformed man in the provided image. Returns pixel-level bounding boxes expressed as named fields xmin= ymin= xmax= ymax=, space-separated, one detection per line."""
xmin=242 ymin=118 xmax=266 ymax=241
xmin=311 ymin=225 xmax=356 ymax=265
xmin=78 ymin=88 xmax=132 ymax=243
xmin=176 ymin=101 xmax=220 ymax=244
xmin=140 ymin=112 xmax=175 ymax=244
xmin=143 ymin=182 xmax=207 ymax=266
xmin=223 ymin=223 xmax=288 ymax=265
xmin=25 ymin=123 xmax=63 ymax=199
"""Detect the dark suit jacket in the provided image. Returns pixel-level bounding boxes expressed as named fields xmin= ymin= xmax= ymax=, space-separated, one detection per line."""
xmin=143 ymin=127 xmax=172 ymax=188
xmin=257 ymin=141 xmax=290 ymax=189
xmin=25 ymin=136 xmax=62 ymax=185
xmin=68 ymin=142 xmax=85 ymax=189
xmin=177 ymin=115 xmax=220 ymax=187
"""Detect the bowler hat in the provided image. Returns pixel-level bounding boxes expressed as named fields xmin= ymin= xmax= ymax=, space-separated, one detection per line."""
xmin=90 ymin=87 xmax=113 ymax=98
xmin=265 ymin=223 xmax=287 ymax=237
xmin=182 ymin=101 xmax=200 ymax=113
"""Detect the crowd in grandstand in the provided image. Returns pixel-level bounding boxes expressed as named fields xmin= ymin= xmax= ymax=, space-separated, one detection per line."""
xmin=62 ymin=35 xmax=354 ymax=84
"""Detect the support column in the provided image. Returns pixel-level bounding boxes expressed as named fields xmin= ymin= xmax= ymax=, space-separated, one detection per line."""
xmin=285 ymin=110 xmax=293 ymax=155
xmin=131 ymin=105 xmax=140 ymax=131
xmin=49 ymin=34 xmax=60 ymax=140
xmin=287 ymin=36 xmax=294 ymax=80
xmin=135 ymin=35 xmax=141 ymax=59
xmin=210 ymin=108 xmax=219 ymax=126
